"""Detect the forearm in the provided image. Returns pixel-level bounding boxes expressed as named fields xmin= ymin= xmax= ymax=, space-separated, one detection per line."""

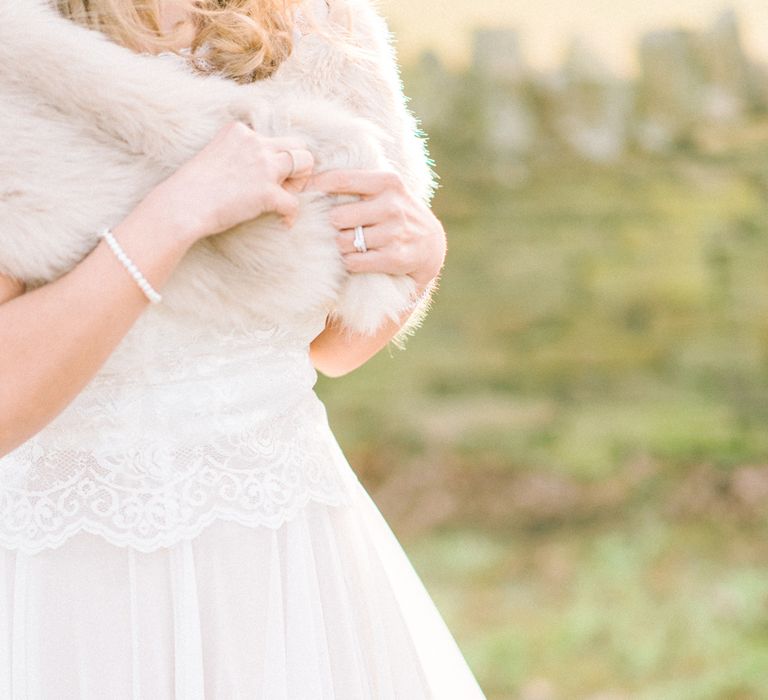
xmin=0 ymin=192 xmax=195 ymax=456
xmin=309 ymin=279 xmax=434 ymax=377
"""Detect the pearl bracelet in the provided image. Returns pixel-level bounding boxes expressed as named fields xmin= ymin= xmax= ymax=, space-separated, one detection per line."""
xmin=98 ymin=226 xmax=163 ymax=304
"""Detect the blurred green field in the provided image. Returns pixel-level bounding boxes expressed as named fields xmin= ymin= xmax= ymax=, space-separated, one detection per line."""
xmin=315 ymin=128 xmax=768 ymax=696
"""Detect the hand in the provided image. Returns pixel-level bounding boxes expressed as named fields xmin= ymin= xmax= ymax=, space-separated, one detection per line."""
xmin=150 ymin=121 xmax=315 ymax=244
xmin=305 ymin=168 xmax=446 ymax=290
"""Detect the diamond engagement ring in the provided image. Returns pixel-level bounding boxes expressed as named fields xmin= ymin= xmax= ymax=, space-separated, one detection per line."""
xmin=353 ymin=225 xmax=368 ymax=253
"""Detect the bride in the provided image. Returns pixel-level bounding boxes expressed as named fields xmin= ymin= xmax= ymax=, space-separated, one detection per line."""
xmin=0 ymin=0 xmax=487 ymax=697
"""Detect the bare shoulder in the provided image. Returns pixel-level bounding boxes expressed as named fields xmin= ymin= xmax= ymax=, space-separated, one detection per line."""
xmin=0 ymin=272 xmax=26 ymax=304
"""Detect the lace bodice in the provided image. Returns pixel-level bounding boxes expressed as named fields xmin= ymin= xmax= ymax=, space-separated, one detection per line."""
xmin=0 ymin=305 xmax=358 ymax=554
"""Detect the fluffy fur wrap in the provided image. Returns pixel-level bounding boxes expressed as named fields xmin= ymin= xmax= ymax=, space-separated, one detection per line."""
xmin=0 ymin=0 xmax=437 ymax=337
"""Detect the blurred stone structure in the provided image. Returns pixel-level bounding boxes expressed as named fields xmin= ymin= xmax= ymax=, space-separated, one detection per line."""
xmin=469 ymin=28 xmax=537 ymax=176
xmin=700 ymin=10 xmax=758 ymax=120
xmin=471 ymin=27 xmax=527 ymax=83
xmin=547 ymin=39 xmax=634 ymax=163
xmin=402 ymin=9 xmax=768 ymax=174
xmin=635 ymin=29 xmax=707 ymax=150
xmin=635 ymin=9 xmax=760 ymax=150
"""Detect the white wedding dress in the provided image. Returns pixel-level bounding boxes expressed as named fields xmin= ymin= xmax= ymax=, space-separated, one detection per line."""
xmin=0 ymin=293 xmax=487 ymax=698
xmin=0 ymin=4 xmax=487 ymax=696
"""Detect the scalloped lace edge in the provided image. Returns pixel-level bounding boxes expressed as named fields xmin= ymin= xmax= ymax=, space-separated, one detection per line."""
xmin=0 ymin=489 xmax=358 ymax=556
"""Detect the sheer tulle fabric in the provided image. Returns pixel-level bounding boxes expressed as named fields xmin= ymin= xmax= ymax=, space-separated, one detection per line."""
xmin=0 ymin=482 xmax=485 ymax=699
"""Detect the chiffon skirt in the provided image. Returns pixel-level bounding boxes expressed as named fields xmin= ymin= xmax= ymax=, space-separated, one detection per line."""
xmin=0 ymin=478 xmax=487 ymax=699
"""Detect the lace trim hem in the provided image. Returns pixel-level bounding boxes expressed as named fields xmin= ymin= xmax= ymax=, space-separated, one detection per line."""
xmin=0 ymin=394 xmax=360 ymax=555
xmin=0 ymin=489 xmax=358 ymax=555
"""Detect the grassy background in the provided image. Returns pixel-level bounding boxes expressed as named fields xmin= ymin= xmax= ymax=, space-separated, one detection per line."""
xmin=315 ymin=118 xmax=768 ymax=697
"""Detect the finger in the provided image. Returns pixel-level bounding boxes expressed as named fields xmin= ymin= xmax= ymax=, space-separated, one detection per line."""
xmin=283 ymin=173 xmax=312 ymax=194
xmin=327 ymin=197 xmax=391 ymax=230
xmin=335 ymin=224 xmax=389 ymax=254
xmin=274 ymin=148 xmax=314 ymax=182
xmin=341 ymin=249 xmax=392 ymax=274
xmin=305 ymin=169 xmax=401 ymax=197
xmin=265 ymin=186 xmax=300 ymax=226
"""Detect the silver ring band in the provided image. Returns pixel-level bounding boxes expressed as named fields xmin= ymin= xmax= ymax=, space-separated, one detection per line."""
xmin=353 ymin=225 xmax=368 ymax=253
xmin=281 ymin=149 xmax=297 ymax=179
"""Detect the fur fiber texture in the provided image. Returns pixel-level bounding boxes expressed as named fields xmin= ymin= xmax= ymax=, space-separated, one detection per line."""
xmin=0 ymin=0 xmax=437 ymax=336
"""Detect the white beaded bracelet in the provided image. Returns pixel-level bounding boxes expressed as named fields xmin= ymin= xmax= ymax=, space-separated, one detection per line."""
xmin=98 ymin=226 xmax=163 ymax=304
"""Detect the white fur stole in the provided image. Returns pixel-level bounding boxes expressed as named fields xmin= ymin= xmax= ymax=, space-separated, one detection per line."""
xmin=0 ymin=0 xmax=437 ymax=336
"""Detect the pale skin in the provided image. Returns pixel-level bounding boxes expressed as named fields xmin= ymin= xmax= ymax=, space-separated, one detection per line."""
xmin=0 ymin=2 xmax=446 ymax=456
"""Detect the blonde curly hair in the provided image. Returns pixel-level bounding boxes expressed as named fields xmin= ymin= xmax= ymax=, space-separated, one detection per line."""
xmin=54 ymin=0 xmax=341 ymax=83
